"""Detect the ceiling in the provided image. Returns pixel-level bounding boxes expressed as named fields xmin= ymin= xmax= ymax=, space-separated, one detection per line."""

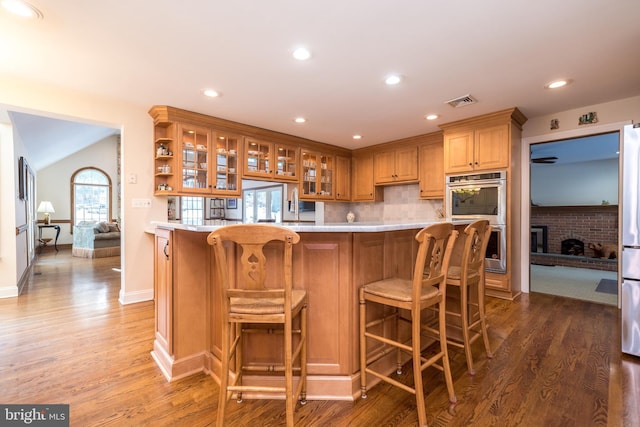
xmin=1 ymin=0 xmax=639 ymax=171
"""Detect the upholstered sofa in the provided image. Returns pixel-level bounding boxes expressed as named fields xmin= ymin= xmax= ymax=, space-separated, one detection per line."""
xmin=72 ymin=221 xmax=121 ymax=258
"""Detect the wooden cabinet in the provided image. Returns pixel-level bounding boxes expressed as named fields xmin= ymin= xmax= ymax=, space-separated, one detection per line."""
xmin=154 ymin=228 xmax=173 ymax=355
xmin=352 ymin=153 xmax=383 ymax=202
xmin=178 ymin=124 xmax=212 ymax=194
xmin=301 ymin=150 xmax=334 ymax=200
xmin=243 ymin=138 xmax=299 ymax=182
xmin=153 ymin=123 xmax=177 ymax=195
xmin=213 ymin=131 xmax=242 ymax=196
xmin=152 ymin=228 xmax=208 ymax=380
xmin=418 ymin=140 xmax=444 ymax=199
xmin=335 ymin=156 xmax=351 ymax=201
xmin=440 ymin=108 xmax=528 ymax=300
xmin=443 ymin=124 xmax=509 ymax=173
xmin=374 ymin=146 xmax=418 ymax=184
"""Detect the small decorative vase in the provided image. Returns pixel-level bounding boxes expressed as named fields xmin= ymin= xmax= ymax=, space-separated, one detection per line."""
xmin=346 ymin=211 xmax=355 ymax=223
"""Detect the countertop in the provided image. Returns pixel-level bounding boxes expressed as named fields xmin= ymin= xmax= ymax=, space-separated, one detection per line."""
xmin=148 ymin=218 xmax=470 ymax=234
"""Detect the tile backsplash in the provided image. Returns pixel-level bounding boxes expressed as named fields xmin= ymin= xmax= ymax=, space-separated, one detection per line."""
xmin=323 ymin=184 xmax=443 ymax=223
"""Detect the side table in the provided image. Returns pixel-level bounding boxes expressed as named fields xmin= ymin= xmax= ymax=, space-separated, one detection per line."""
xmin=38 ymin=224 xmax=61 ymax=252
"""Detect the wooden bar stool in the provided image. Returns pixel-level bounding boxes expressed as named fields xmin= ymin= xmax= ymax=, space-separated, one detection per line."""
xmin=443 ymin=220 xmax=493 ymax=375
xmin=359 ymin=223 xmax=458 ymax=427
xmin=208 ymin=224 xmax=307 ymax=427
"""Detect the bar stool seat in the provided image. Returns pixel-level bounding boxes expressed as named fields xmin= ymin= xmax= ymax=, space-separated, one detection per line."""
xmin=208 ymin=224 xmax=307 ymax=427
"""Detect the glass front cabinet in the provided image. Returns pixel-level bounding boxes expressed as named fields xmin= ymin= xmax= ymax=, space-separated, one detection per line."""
xmin=301 ymin=150 xmax=334 ymax=199
xmin=213 ymin=131 xmax=242 ymax=196
xmin=179 ymin=124 xmax=210 ymax=194
xmin=245 ymin=138 xmax=299 ymax=182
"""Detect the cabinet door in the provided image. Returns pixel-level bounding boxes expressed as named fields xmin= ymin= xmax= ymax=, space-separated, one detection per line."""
xmin=353 ymin=154 xmax=382 ymax=201
xmin=154 ymin=228 xmax=173 ymax=355
xmin=394 ymin=146 xmax=418 ymax=182
xmin=179 ymin=124 xmax=211 ymax=193
xmin=374 ymin=150 xmax=396 ymax=183
xmin=475 ymin=124 xmax=509 ymax=171
xmin=275 ymin=144 xmax=299 ymax=181
xmin=245 ymin=138 xmax=272 ymax=179
xmin=301 ymin=151 xmax=334 ymax=199
xmin=419 ymin=141 xmax=444 ymax=199
xmin=444 ymin=130 xmax=474 ymax=173
xmin=213 ymin=131 xmax=242 ymax=196
xmin=335 ymin=156 xmax=351 ymax=201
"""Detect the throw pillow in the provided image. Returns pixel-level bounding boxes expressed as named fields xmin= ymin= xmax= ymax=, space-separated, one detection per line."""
xmin=96 ymin=221 xmax=110 ymax=233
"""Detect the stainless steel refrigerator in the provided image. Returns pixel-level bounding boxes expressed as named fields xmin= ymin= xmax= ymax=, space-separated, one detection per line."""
xmin=622 ymin=123 xmax=640 ymax=357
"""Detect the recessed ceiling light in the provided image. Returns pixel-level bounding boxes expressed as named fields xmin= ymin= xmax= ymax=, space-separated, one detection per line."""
xmin=294 ymin=117 xmax=306 ymax=123
xmin=425 ymin=114 xmax=439 ymax=120
xmin=203 ymin=89 xmax=220 ymax=97
xmin=292 ymin=47 xmax=311 ymax=61
xmin=1 ymin=0 xmax=43 ymax=18
xmin=384 ymin=74 xmax=402 ymax=85
xmin=353 ymin=135 xmax=362 ymax=140
xmin=545 ymin=79 xmax=570 ymax=89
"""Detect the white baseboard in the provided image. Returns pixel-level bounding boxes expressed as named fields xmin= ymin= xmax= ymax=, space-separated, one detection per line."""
xmin=0 ymin=285 xmax=19 ymax=298
xmin=118 ymin=287 xmax=153 ymax=305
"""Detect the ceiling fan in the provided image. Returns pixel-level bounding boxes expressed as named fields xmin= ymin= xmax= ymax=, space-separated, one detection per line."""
xmin=531 ymin=156 xmax=558 ymax=164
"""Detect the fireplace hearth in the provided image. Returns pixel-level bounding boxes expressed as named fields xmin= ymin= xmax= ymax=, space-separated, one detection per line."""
xmin=561 ymin=238 xmax=584 ymax=256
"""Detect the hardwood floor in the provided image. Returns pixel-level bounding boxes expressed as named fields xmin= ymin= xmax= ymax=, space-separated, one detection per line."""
xmin=1 ymin=249 xmax=639 ymax=426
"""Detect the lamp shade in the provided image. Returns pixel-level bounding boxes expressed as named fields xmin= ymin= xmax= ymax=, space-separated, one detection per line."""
xmin=37 ymin=201 xmax=55 ymax=214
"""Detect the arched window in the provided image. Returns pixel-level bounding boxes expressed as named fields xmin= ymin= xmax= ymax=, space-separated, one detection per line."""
xmin=71 ymin=167 xmax=112 ymax=226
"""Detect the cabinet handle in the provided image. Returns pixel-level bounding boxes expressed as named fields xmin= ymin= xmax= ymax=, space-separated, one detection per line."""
xmin=468 ymin=162 xmax=473 ymax=166
xmin=163 ymin=241 xmax=169 ymax=260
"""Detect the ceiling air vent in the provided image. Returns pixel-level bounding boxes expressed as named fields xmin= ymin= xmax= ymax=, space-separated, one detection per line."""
xmin=445 ymin=94 xmax=477 ymax=108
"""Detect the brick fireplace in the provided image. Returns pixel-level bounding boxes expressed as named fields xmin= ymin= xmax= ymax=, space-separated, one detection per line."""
xmin=530 ymin=205 xmax=618 ymax=272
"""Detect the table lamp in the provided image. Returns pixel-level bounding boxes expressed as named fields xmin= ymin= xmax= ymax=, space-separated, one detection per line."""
xmin=37 ymin=201 xmax=55 ymax=225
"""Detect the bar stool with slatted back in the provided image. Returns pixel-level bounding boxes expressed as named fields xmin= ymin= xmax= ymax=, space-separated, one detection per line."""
xmin=359 ymin=223 xmax=458 ymax=427
xmin=444 ymin=219 xmax=493 ymax=375
xmin=208 ymin=224 xmax=307 ymax=427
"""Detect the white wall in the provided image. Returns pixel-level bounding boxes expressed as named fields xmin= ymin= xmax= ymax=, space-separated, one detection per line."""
xmin=0 ymin=75 xmax=158 ymax=304
xmin=37 ymin=135 xmax=120 ymax=246
xmin=531 ymin=158 xmax=618 ymax=206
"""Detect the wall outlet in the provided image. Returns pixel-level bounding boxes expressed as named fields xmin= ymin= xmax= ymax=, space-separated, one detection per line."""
xmin=132 ymin=198 xmax=151 ymax=208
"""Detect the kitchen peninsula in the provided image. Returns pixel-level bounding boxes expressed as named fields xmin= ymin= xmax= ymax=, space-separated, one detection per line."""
xmin=151 ymin=219 xmax=469 ymax=399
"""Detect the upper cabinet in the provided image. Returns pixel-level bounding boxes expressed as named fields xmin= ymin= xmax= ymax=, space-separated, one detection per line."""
xmin=418 ymin=136 xmax=444 ymax=199
xmin=150 ymin=106 xmax=352 ymax=198
xmin=352 ymin=152 xmax=383 ymax=202
xmin=213 ymin=131 xmax=242 ymax=196
xmin=301 ymin=150 xmax=334 ymax=200
xmin=443 ymin=124 xmax=509 ymax=173
xmin=179 ymin=124 xmax=212 ymax=194
xmin=335 ymin=156 xmax=351 ymax=201
xmin=374 ymin=146 xmax=418 ymax=184
xmin=441 ymin=109 xmax=527 ymax=174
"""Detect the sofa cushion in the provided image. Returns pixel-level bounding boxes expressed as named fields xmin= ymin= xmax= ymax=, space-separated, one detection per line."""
xmin=95 ymin=221 xmax=111 ymax=233
xmin=93 ymin=231 xmax=120 ymax=240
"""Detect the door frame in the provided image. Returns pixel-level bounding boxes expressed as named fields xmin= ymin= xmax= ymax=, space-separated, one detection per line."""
xmin=520 ymin=120 xmax=628 ymax=308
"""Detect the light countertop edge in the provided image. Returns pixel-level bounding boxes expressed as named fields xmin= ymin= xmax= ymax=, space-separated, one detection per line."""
xmin=149 ymin=219 xmax=470 ymax=233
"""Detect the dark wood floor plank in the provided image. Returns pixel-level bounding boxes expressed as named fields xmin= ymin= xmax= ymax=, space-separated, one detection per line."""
xmin=1 ymin=250 xmax=639 ymax=426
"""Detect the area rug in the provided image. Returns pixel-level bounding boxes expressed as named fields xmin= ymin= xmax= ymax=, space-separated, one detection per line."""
xmin=595 ymin=279 xmax=618 ymax=294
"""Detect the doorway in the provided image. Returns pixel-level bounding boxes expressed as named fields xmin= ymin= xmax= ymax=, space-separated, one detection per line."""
xmin=529 ymin=132 xmax=619 ymax=305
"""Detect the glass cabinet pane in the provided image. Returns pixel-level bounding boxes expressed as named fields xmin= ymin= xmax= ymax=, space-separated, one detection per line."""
xmin=301 ymin=151 xmax=317 ymax=196
xmin=181 ymin=127 xmax=209 ymax=190
xmin=319 ymin=155 xmax=333 ymax=196
xmin=275 ymin=145 xmax=298 ymax=180
xmin=245 ymin=139 xmax=271 ymax=178
xmin=214 ymin=132 xmax=240 ymax=192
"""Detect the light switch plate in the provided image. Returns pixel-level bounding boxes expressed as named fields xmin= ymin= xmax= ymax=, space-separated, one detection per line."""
xmin=132 ymin=198 xmax=151 ymax=208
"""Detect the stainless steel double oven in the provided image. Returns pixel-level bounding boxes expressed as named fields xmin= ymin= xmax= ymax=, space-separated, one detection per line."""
xmin=445 ymin=171 xmax=507 ymax=273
